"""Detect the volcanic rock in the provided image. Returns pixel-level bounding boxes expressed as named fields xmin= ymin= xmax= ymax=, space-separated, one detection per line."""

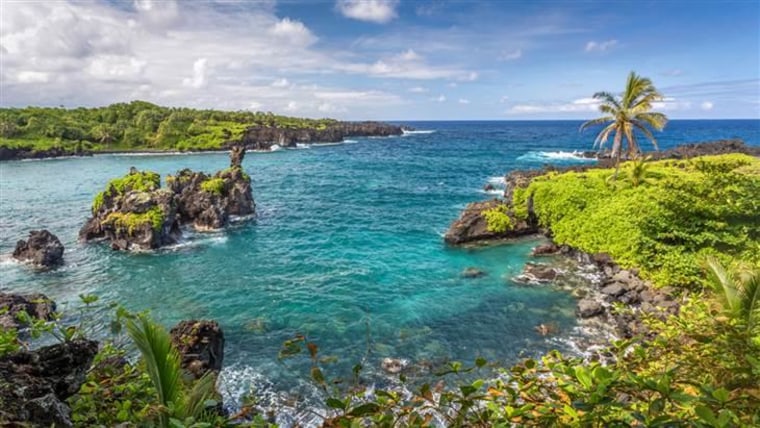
xmin=12 ymin=230 xmax=64 ymax=268
xmin=0 ymin=293 xmax=56 ymax=330
xmin=170 ymin=320 xmax=225 ymax=380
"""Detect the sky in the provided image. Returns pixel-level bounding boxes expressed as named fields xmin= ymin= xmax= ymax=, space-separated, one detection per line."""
xmin=1 ymin=0 xmax=759 ymax=120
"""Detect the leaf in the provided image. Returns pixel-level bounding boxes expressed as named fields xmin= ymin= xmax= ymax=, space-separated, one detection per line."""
xmin=695 ymin=405 xmax=718 ymax=425
xmin=326 ymin=398 xmax=346 ymax=410
xmin=574 ymin=366 xmax=593 ymax=389
xmin=348 ymin=403 xmax=381 ymax=417
xmin=475 ymin=357 xmax=487 ymax=368
xmin=311 ymin=367 xmax=325 ymax=385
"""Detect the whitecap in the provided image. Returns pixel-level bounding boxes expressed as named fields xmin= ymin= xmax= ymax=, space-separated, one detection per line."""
xmin=270 ymin=144 xmax=283 ymax=152
xmin=402 ymin=130 xmax=436 ymax=135
xmin=295 ymin=143 xmax=311 ymax=149
xmin=487 ymin=176 xmax=506 ymax=185
xmin=516 ymin=151 xmax=596 ymax=163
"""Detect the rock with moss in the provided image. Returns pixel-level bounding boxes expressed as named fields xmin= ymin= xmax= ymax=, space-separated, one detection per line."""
xmin=0 ymin=292 xmax=56 ymax=330
xmin=444 ymin=199 xmax=537 ymax=245
xmin=79 ymin=168 xmax=180 ymax=250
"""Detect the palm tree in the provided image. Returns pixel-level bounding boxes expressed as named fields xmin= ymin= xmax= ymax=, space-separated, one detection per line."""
xmin=126 ymin=315 xmax=219 ymax=427
xmin=704 ymin=257 xmax=760 ymax=344
xmin=580 ymin=71 xmax=668 ymax=174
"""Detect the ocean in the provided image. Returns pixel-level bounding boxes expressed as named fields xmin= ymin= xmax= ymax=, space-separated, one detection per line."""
xmin=1 ymin=119 xmax=758 ymax=423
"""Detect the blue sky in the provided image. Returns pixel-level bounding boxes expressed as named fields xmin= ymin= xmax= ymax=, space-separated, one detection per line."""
xmin=1 ymin=0 xmax=758 ymax=120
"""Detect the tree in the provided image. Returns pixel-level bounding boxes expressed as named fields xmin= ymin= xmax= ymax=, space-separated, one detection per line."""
xmin=580 ymin=71 xmax=668 ymax=173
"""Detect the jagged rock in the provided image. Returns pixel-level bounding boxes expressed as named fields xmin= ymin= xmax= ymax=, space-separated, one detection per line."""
xmin=577 ymin=299 xmax=604 ymax=318
xmin=0 ymin=293 xmax=56 ymax=330
xmin=600 ymin=282 xmax=626 ymax=298
xmin=483 ymin=183 xmax=495 ymax=191
xmin=79 ymin=168 xmax=180 ymax=250
xmin=461 ymin=267 xmax=486 ymax=279
xmin=444 ymin=200 xmax=537 ymax=245
xmin=503 ymin=169 xmax=545 ymax=201
xmin=521 ymin=263 xmax=559 ymax=282
xmin=170 ymin=320 xmax=224 ymax=380
xmin=230 ymin=145 xmax=246 ymax=168
xmin=532 ymin=242 xmax=561 ymax=256
xmin=0 ymin=340 xmax=98 ymax=427
xmin=12 ymin=230 xmax=64 ymax=268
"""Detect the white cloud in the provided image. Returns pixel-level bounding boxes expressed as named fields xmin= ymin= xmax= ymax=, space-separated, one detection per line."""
xmin=433 ymin=94 xmax=446 ymax=103
xmin=398 ymin=49 xmax=422 ymax=61
xmin=499 ymin=96 xmax=509 ymax=103
xmin=509 ymin=96 xmax=698 ymax=115
xmin=458 ymin=98 xmax=470 ymax=104
xmin=270 ymin=18 xmax=317 ymax=46
xmin=408 ymin=86 xmax=428 ymax=93
xmin=87 ymin=55 xmax=146 ymax=81
xmin=585 ymin=39 xmax=618 ymax=52
xmin=16 ymin=71 xmax=50 ymax=83
xmin=271 ymin=78 xmax=290 ymax=88
xmin=336 ymin=0 xmax=399 ymax=24
xmin=284 ymin=101 xmax=298 ymax=111
xmin=499 ymin=49 xmax=522 ymax=61
xmin=662 ymin=69 xmax=684 ymax=77
xmin=182 ymin=58 xmax=208 ymax=88
xmin=701 ymin=101 xmax=714 ymax=110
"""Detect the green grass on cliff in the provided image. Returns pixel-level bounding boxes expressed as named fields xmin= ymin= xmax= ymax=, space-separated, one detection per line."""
xmin=93 ymin=170 xmax=161 ymax=212
xmin=510 ymin=153 xmax=760 ymax=288
xmin=104 ymin=206 xmax=165 ymax=235
xmin=0 ymin=101 xmax=338 ymax=152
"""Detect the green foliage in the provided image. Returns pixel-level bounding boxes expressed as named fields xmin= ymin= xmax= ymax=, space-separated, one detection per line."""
xmin=0 ymin=101 xmax=339 ymax=152
xmin=104 ymin=206 xmax=165 ymax=234
xmin=126 ymin=314 xmax=221 ymax=427
xmin=482 ymin=204 xmax=513 ymax=232
xmin=93 ymin=170 xmax=161 ymax=212
xmin=200 ymin=178 xmax=225 ymax=195
xmin=705 ymin=257 xmax=760 ymax=344
xmin=513 ymin=154 xmax=760 ymax=288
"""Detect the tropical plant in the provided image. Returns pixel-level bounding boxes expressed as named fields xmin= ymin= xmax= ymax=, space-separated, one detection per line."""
xmin=580 ymin=71 xmax=668 ymax=175
xmin=704 ymin=256 xmax=760 ymax=345
xmin=627 ymin=155 xmax=653 ymax=187
xmin=126 ymin=314 xmax=220 ymax=427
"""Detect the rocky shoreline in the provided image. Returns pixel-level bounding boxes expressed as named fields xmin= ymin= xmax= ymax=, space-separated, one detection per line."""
xmin=0 ymin=121 xmax=407 ymax=161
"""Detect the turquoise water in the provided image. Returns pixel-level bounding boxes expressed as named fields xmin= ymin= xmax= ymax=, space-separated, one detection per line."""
xmin=1 ymin=120 xmax=758 ymax=413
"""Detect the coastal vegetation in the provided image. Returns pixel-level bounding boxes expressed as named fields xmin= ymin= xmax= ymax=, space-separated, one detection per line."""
xmin=580 ymin=71 xmax=668 ymax=172
xmin=0 ymin=101 xmax=338 ymax=153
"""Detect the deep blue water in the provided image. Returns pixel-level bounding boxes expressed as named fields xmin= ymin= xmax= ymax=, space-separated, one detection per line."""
xmin=1 ymin=120 xmax=758 ymax=416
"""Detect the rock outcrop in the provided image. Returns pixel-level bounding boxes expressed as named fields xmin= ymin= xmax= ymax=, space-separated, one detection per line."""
xmin=443 ymin=199 xmax=538 ymax=245
xmin=0 ymin=146 xmax=93 ymax=161
xmin=81 ymin=148 xmax=254 ymax=250
xmin=170 ymin=320 xmax=224 ymax=380
xmin=12 ymin=230 xmax=64 ymax=268
xmin=234 ymin=121 xmax=405 ymax=151
xmin=0 ymin=293 xmax=56 ymax=330
xmin=0 ymin=340 xmax=98 ymax=427
xmin=79 ymin=168 xmax=180 ymax=251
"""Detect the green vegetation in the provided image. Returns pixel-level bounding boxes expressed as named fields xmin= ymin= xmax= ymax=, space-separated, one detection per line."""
xmin=200 ymin=178 xmax=225 ymax=195
xmin=0 ymin=100 xmax=338 ymax=153
xmin=93 ymin=170 xmax=161 ymax=212
xmin=482 ymin=204 xmax=513 ymax=232
xmin=580 ymin=71 xmax=668 ymax=173
xmin=104 ymin=206 xmax=165 ymax=235
xmin=512 ymin=154 xmax=760 ymax=288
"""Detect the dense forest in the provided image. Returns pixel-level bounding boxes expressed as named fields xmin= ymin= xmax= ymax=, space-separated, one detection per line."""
xmin=0 ymin=101 xmax=338 ymax=152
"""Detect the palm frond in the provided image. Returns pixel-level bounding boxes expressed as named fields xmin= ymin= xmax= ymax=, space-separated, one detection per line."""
xmin=632 ymin=121 xmax=658 ymax=150
xmin=592 ymin=91 xmax=622 ymax=111
xmin=636 ymin=112 xmax=668 ymax=131
xmin=127 ymin=315 xmax=183 ymax=426
xmin=704 ymin=256 xmax=740 ymax=314
xmin=183 ymin=371 xmax=219 ymax=420
xmin=580 ymin=116 xmax=614 ymax=131
xmin=738 ymin=268 xmax=760 ymax=336
xmin=593 ymin=122 xmax=617 ymax=149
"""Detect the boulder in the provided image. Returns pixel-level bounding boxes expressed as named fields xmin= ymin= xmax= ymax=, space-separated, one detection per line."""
xmin=170 ymin=320 xmax=224 ymax=380
xmin=12 ymin=230 xmax=64 ymax=268
xmin=0 ymin=293 xmax=56 ymax=330
xmin=381 ymin=357 xmax=408 ymax=374
xmin=444 ymin=200 xmax=537 ymax=245
xmin=521 ymin=263 xmax=559 ymax=282
xmin=600 ymin=282 xmax=626 ymax=298
xmin=483 ymin=183 xmax=495 ymax=191
xmin=0 ymin=339 xmax=98 ymax=427
xmin=577 ymin=299 xmax=604 ymax=318
xmin=461 ymin=267 xmax=486 ymax=279
xmin=532 ymin=242 xmax=561 ymax=256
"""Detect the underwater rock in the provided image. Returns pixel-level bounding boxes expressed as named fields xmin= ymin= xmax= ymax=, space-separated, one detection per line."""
xmin=12 ymin=230 xmax=64 ymax=268
xmin=0 ymin=293 xmax=56 ymax=330
xmin=461 ymin=267 xmax=487 ymax=278
xmin=170 ymin=320 xmax=225 ymax=380
xmin=381 ymin=357 xmax=408 ymax=374
xmin=0 ymin=340 xmax=98 ymax=427
xmin=531 ymin=242 xmax=562 ymax=256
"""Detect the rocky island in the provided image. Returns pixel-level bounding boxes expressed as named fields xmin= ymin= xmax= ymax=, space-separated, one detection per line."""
xmin=80 ymin=146 xmax=254 ymax=250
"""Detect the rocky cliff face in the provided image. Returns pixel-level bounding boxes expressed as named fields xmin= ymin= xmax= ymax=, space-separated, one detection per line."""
xmin=0 ymin=293 xmax=56 ymax=330
xmin=443 ymin=199 xmax=538 ymax=245
xmin=170 ymin=320 xmax=224 ymax=380
xmin=234 ymin=121 xmax=405 ymax=151
xmin=81 ymin=148 xmax=254 ymax=250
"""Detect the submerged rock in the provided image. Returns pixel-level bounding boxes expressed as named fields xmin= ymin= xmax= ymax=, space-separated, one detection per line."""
xmin=12 ymin=230 xmax=64 ymax=268
xmin=518 ymin=262 xmax=559 ymax=283
xmin=531 ymin=242 xmax=562 ymax=256
xmin=0 ymin=339 xmax=98 ymax=427
xmin=461 ymin=267 xmax=487 ymax=278
xmin=170 ymin=320 xmax=225 ymax=380
xmin=0 ymin=293 xmax=56 ymax=330
xmin=381 ymin=357 xmax=408 ymax=374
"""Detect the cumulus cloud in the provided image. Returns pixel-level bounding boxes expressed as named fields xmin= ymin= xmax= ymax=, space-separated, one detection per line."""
xmin=458 ymin=98 xmax=470 ymax=104
xmin=585 ymin=39 xmax=618 ymax=52
xmin=408 ymin=86 xmax=428 ymax=93
xmin=701 ymin=101 xmax=714 ymax=110
xmin=271 ymin=78 xmax=291 ymax=88
xmin=433 ymin=95 xmax=446 ymax=103
xmin=509 ymin=96 xmax=699 ymax=115
xmin=182 ymin=58 xmax=208 ymax=88
xmin=336 ymin=0 xmax=399 ymax=24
